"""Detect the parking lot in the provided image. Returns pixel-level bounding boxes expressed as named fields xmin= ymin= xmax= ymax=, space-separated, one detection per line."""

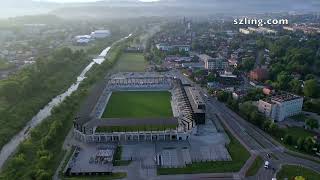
xmin=66 ymin=143 xmax=116 ymax=174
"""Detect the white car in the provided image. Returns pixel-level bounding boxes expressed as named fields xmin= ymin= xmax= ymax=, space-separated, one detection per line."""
xmin=264 ymin=161 xmax=270 ymax=169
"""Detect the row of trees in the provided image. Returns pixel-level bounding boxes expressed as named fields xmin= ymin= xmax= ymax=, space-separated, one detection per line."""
xmin=265 ymin=72 xmax=319 ymax=98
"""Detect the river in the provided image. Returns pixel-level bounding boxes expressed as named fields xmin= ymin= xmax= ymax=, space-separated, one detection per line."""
xmin=0 ymin=33 xmax=132 ymax=170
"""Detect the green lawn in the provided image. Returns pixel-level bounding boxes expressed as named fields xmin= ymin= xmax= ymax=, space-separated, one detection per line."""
xmin=102 ymin=91 xmax=173 ymax=118
xmin=277 ymin=165 xmax=320 ymax=180
xmin=0 ymin=59 xmax=13 ymax=70
xmin=113 ymin=53 xmax=147 ymax=72
xmin=245 ymin=156 xmax=263 ymax=177
xmin=284 ymin=127 xmax=316 ymax=141
xmin=158 ymin=124 xmax=250 ymax=175
xmin=291 ymin=114 xmax=308 ymax=122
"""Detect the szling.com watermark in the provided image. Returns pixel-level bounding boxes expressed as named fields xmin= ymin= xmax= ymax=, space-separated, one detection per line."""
xmin=233 ymin=18 xmax=289 ymax=27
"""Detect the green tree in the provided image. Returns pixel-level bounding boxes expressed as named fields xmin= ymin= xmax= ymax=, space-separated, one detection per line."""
xmin=289 ymin=79 xmax=302 ymax=94
xmin=303 ymin=79 xmax=319 ymax=98
xmin=241 ymin=57 xmax=255 ymax=72
xmin=207 ymin=73 xmax=216 ymax=82
xmin=217 ymin=91 xmax=230 ymax=102
xmin=305 ymin=74 xmax=316 ymax=80
xmin=284 ymin=134 xmax=293 ymax=145
xmin=269 ymin=123 xmax=279 ymax=135
xmin=305 ymin=118 xmax=319 ymax=130
xmin=35 ymin=169 xmax=51 ymax=180
xmin=262 ymin=120 xmax=272 ymax=131
xmin=297 ymin=137 xmax=305 ymax=150
xmin=277 ymin=71 xmax=292 ymax=90
xmin=303 ymin=137 xmax=315 ymax=153
xmin=239 ymin=101 xmax=257 ymax=119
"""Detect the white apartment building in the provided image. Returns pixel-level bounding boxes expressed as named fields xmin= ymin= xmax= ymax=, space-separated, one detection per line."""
xmin=205 ymin=58 xmax=228 ymax=70
xmin=198 ymin=54 xmax=228 ymax=70
xmin=239 ymin=28 xmax=251 ymax=34
xmin=258 ymin=92 xmax=303 ymax=122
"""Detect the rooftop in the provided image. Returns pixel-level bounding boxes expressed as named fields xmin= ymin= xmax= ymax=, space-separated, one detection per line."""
xmin=263 ymin=92 xmax=303 ymax=103
xmin=271 ymin=92 xmax=302 ymax=103
xmin=184 ymin=87 xmax=205 ymax=114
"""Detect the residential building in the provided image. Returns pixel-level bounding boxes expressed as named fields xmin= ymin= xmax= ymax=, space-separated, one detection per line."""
xmin=182 ymin=62 xmax=204 ymax=69
xmin=199 ymin=54 xmax=228 ymax=70
xmin=228 ymin=59 xmax=238 ymax=67
xmin=219 ymin=70 xmax=237 ymax=78
xmin=156 ymin=43 xmax=190 ymax=52
xmin=248 ymin=27 xmax=277 ymax=34
xmin=156 ymin=43 xmax=171 ymax=51
xmin=263 ymin=86 xmax=275 ymax=95
xmin=258 ymin=92 xmax=303 ymax=121
xmin=239 ymin=28 xmax=251 ymax=34
xmin=250 ymin=68 xmax=269 ymax=81
xmin=232 ymin=90 xmax=248 ymax=100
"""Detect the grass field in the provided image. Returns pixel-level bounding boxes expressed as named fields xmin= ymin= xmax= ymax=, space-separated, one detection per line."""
xmin=0 ymin=59 xmax=13 ymax=70
xmin=113 ymin=53 xmax=147 ymax=72
xmin=284 ymin=127 xmax=316 ymax=141
xmin=245 ymin=156 xmax=263 ymax=177
xmin=277 ymin=165 xmax=320 ymax=180
xmin=102 ymin=91 xmax=173 ymax=118
xmin=158 ymin=123 xmax=250 ymax=175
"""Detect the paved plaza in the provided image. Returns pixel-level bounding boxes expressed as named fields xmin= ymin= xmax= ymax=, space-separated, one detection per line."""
xmin=67 ymin=143 xmax=116 ymax=175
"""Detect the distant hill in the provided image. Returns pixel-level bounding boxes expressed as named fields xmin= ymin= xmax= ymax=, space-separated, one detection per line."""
xmin=50 ymin=0 xmax=320 ymax=19
xmin=1 ymin=0 xmax=319 ymax=19
xmin=0 ymin=0 xmax=59 ymax=18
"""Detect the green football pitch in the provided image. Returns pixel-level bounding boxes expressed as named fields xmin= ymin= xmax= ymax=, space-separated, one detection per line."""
xmin=113 ymin=53 xmax=147 ymax=72
xmin=102 ymin=91 xmax=173 ymax=118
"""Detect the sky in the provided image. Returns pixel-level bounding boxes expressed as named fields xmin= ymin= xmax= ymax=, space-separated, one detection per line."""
xmin=39 ymin=0 xmax=159 ymax=2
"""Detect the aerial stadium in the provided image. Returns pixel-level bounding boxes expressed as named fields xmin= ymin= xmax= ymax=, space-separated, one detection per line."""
xmin=73 ymin=72 xmax=206 ymax=143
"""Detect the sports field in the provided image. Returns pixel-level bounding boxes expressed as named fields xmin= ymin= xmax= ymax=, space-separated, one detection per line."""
xmin=102 ymin=91 xmax=173 ymax=118
xmin=113 ymin=53 xmax=147 ymax=72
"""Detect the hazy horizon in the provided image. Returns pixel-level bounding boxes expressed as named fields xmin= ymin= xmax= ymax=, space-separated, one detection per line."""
xmin=1 ymin=0 xmax=319 ymax=19
xmin=37 ymin=0 xmax=159 ymax=2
